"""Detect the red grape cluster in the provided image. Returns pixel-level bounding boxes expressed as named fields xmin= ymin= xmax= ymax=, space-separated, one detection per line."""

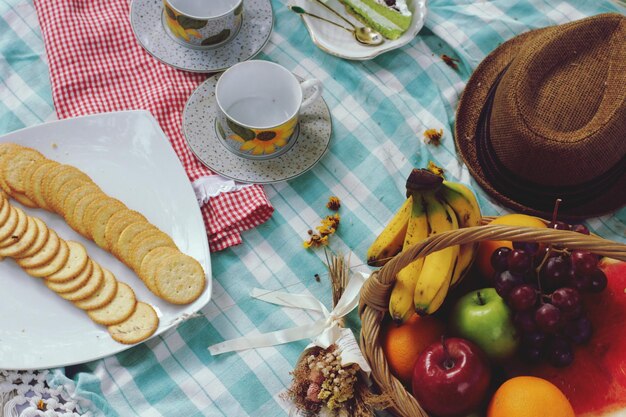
xmin=491 ymin=222 xmax=607 ymax=367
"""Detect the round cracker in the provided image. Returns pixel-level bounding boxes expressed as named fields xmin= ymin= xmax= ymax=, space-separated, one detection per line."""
xmin=2 ymin=147 xmax=44 ymax=193
xmin=138 ymin=246 xmax=179 ymax=295
xmin=74 ymin=268 xmax=118 ymax=311
xmin=45 ymin=259 xmax=93 ymax=293
xmin=129 ymin=229 xmax=177 ymax=272
xmin=0 ymin=207 xmax=18 ymax=241
xmin=61 ymin=183 xmax=101 ymax=221
xmin=0 ymin=203 xmax=7 ymax=226
xmin=67 ymin=190 xmax=104 ymax=236
xmin=26 ymin=160 xmax=60 ymax=209
xmin=50 ymin=178 xmax=90 ymax=215
xmin=12 ymin=191 xmax=38 ymax=208
xmin=0 ymin=215 xmax=39 ymax=258
xmin=113 ymin=221 xmax=154 ymax=261
xmin=107 ymin=302 xmax=159 ymax=345
xmin=81 ymin=196 xmax=120 ymax=240
xmin=0 ymin=207 xmax=27 ymax=247
xmin=16 ymin=229 xmax=61 ymax=268
xmin=0 ymin=143 xmax=24 ymax=194
xmin=0 ymin=196 xmax=12 ymax=226
xmin=87 ymin=282 xmax=137 ymax=325
xmin=58 ymin=261 xmax=104 ymax=301
xmin=23 ymin=238 xmax=69 ymax=278
xmin=19 ymin=217 xmax=50 ymax=258
xmin=91 ymin=200 xmax=127 ymax=249
xmin=43 ymin=166 xmax=92 ymax=211
xmin=45 ymin=241 xmax=89 ymax=283
xmin=40 ymin=163 xmax=68 ymax=189
xmin=53 ymin=180 xmax=96 ymax=216
xmin=154 ymin=252 xmax=206 ymax=304
xmin=104 ymin=210 xmax=147 ymax=252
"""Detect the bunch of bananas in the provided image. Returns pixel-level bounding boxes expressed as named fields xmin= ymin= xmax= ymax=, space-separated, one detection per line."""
xmin=367 ymin=168 xmax=481 ymax=323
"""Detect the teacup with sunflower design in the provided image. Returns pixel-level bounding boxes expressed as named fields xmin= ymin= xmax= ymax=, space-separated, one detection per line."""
xmin=215 ymin=60 xmax=323 ymax=159
xmin=163 ymin=0 xmax=243 ymax=49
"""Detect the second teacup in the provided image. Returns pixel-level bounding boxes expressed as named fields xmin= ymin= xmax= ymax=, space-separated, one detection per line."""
xmin=215 ymin=60 xmax=323 ymax=159
xmin=163 ymin=0 xmax=243 ymax=49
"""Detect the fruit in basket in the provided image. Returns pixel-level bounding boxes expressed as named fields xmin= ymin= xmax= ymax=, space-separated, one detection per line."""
xmin=503 ymin=259 xmax=626 ymax=416
xmin=412 ymin=337 xmax=491 ymax=417
xmin=367 ymin=196 xmax=413 ymax=267
xmin=489 ymin=213 xmax=612 ymax=367
xmin=384 ymin=167 xmax=482 ymax=322
xmin=438 ymin=180 xmax=482 ymax=286
xmin=487 ymin=376 xmax=574 ymax=417
xmin=381 ymin=314 xmax=445 ymax=385
xmin=389 ymin=193 xmax=428 ymax=323
xmin=476 ymin=214 xmax=547 ymax=280
xmin=412 ymin=193 xmax=460 ymax=315
xmin=450 ymin=288 xmax=519 ymax=361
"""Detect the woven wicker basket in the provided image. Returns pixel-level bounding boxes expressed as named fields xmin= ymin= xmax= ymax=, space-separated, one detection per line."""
xmin=358 ymin=224 xmax=626 ymax=417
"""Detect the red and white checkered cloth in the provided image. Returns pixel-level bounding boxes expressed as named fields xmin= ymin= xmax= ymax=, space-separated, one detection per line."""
xmin=34 ymin=0 xmax=273 ymax=252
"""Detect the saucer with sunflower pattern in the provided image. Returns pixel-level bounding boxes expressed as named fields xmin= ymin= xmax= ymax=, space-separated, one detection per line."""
xmin=183 ymin=73 xmax=332 ymax=183
xmin=130 ymin=0 xmax=273 ymax=73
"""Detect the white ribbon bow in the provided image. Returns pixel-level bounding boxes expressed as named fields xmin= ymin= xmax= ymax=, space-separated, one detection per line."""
xmin=208 ymin=272 xmax=367 ymax=355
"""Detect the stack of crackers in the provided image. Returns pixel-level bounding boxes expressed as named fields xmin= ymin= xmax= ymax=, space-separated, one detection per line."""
xmin=0 ymin=143 xmax=207 ymax=344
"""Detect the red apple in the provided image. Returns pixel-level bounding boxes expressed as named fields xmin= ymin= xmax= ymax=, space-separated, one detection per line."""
xmin=411 ymin=337 xmax=491 ymax=417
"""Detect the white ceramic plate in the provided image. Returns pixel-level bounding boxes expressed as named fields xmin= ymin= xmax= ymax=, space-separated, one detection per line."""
xmin=295 ymin=0 xmax=427 ymax=60
xmin=0 ymin=111 xmax=212 ymax=370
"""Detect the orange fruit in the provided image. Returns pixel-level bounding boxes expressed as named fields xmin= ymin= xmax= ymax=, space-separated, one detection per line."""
xmin=381 ymin=314 xmax=445 ymax=385
xmin=476 ymin=214 xmax=547 ymax=280
xmin=487 ymin=376 xmax=574 ymax=417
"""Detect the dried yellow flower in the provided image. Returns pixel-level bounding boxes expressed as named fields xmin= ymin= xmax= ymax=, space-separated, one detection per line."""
xmin=304 ymin=233 xmax=329 ymax=248
xmin=423 ymin=128 xmax=444 ymax=146
xmin=317 ymin=214 xmax=341 ymax=236
xmin=326 ymin=196 xmax=341 ymax=211
xmin=427 ymin=161 xmax=445 ymax=178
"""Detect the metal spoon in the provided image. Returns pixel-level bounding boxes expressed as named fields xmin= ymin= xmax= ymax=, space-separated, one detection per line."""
xmin=289 ymin=5 xmax=384 ymax=46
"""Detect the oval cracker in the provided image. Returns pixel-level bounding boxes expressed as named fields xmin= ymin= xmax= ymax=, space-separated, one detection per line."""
xmin=87 ymin=282 xmax=137 ymax=325
xmin=45 ymin=241 xmax=89 ymax=283
xmin=108 ymin=302 xmax=159 ymax=345
xmin=74 ymin=268 xmax=118 ymax=311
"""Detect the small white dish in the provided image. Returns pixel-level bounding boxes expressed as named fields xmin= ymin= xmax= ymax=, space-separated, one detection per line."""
xmin=0 ymin=111 xmax=212 ymax=370
xmin=130 ymin=0 xmax=273 ymax=73
xmin=295 ymin=0 xmax=427 ymax=60
xmin=183 ymin=73 xmax=332 ymax=183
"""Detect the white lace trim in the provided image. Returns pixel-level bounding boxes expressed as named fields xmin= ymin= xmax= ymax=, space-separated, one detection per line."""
xmin=0 ymin=371 xmax=92 ymax=417
xmin=192 ymin=175 xmax=252 ymax=206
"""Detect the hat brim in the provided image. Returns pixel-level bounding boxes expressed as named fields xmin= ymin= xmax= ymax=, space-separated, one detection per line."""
xmin=454 ymin=26 xmax=626 ymax=220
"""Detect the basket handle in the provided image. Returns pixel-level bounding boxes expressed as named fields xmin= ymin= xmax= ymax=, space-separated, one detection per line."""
xmin=359 ymin=224 xmax=626 ymax=313
xmin=378 ymin=224 xmax=626 ymax=287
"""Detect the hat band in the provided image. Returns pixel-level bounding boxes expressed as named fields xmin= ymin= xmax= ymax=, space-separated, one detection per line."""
xmin=475 ymin=66 xmax=626 ymax=213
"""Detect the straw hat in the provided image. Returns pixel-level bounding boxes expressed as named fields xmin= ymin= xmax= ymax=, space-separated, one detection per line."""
xmin=455 ymin=13 xmax=626 ymax=219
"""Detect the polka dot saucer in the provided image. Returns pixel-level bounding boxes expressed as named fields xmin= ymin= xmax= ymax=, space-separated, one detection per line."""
xmin=182 ymin=73 xmax=332 ymax=184
xmin=130 ymin=0 xmax=273 ymax=73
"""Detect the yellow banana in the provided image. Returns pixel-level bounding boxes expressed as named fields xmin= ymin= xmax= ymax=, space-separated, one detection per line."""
xmin=367 ymin=196 xmax=412 ymax=267
xmin=440 ymin=181 xmax=481 ymax=227
xmin=389 ymin=193 xmax=429 ymax=323
xmin=439 ymin=181 xmax=482 ymax=287
xmin=413 ymin=195 xmax=460 ymax=315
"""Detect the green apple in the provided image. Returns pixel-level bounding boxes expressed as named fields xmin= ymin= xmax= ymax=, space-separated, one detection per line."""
xmin=450 ymin=288 xmax=519 ymax=362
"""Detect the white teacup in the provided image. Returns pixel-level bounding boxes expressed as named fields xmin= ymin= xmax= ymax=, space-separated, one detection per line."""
xmin=215 ymin=60 xmax=323 ymax=159
xmin=163 ymin=0 xmax=243 ymax=49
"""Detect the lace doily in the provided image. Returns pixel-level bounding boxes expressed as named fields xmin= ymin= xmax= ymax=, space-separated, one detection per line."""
xmin=0 ymin=370 xmax=91 ymax=417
